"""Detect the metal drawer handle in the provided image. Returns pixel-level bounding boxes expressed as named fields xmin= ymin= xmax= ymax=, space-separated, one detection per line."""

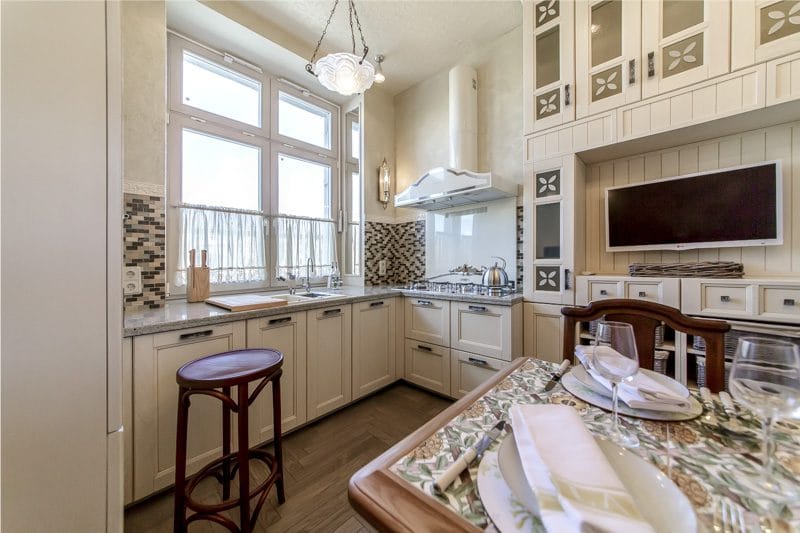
xmin=638 ymin=291 xmax=646 ymax=298
xmin=564 ymin=84 xmax=571 ymax=106
xmin=720 ymin=295 xmax=731 ymax=303
xmin=369 ymin=300 xmax=384 ymax=307
xmin=468 ymin=305 xmax=488 ymax=312
xmin=599 ymin=289 xmax=608 ymax=296
xmin=179 ymin=329 xmax=213 ymax=340
xmin=323 ymin=308 xmax=342 ymax=316
xmin=647 ymin=51 xmax=655 ymax=78
xmin=417 ymin=344 xmax=433 ymax=352
xmin=628 ymin=58 xmax=636 ymax=84
xmin=784 ymin=298 xmax=796 ymax=306
xmin=417 ymin=300 xmax=433 ymax=306
xmin=468 ymin=357 xmax=489 ymax=366
xmin=268 ymin=317 xmax=291 ymax=325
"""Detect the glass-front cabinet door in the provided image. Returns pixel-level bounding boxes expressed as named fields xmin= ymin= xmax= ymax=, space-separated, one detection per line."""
xmin=576 ymin=0 xmax=641 ymax=118
xmin=641 ymin=0 xmax=730 ymax=98
xmin=523 ymin=0 xmax=575 ymax=134
xmin=733 ymin=0 xmax=800 ymax=70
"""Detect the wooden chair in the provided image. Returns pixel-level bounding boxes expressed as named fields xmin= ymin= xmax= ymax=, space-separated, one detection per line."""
xmin=561 ymin=299 xmax=731 ymax=392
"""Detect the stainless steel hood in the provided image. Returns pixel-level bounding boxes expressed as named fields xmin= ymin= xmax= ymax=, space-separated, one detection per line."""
xmin=394 ymin=65 xmax=515 ymax=211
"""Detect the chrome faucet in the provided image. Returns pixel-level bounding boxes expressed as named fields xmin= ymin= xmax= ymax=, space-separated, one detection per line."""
xmin=305 ymin=257 xmax=315 ymax=293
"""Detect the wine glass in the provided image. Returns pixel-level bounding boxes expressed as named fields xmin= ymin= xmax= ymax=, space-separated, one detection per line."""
xmin=591 ymin=321 xmax=640 ymax=448
xmin=729 ymin=337 xmax=800 ymax=497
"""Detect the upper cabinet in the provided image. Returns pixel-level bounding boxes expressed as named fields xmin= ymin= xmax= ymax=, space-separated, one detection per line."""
xmin=733 ymin=0 xmax=800 ymax=70
xmin=524 ymin=0 xmax=576 ymax=134
xmin=576 ymin=1 xmax=642 ymax=118
xmin=641 ymin=0 xmax=730 ymax=98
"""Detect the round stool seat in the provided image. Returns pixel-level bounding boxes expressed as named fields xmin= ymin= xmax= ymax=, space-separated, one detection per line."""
xmin=177 ymin=349 xmax=283 ymax=389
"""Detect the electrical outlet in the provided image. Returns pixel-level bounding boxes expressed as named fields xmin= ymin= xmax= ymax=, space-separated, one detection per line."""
xmin=378 ymin=260 xmax=387 ymax=276
xmin=123 ymin=266 xmax=142 ymax=295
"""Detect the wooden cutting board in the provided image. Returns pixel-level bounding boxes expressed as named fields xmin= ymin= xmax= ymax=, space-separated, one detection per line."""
xmin=205 ymin=294 xmax=289 ymax=312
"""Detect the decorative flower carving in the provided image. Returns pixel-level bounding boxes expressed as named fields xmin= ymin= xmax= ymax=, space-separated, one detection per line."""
xmin=667 ymin=40 xmax=698 ymax=71
xmin=537 ymin=174 xmax=558 ymax=193
xmin=767 ymin=2 xmax=800 ymax=35
xmin=538 ymin=269 xmax=557 ymax=287
xmin=538 ymin=0 xmax=557 ymax=23
xmin=538 ymin=92 xmax=558 ymax=115
xmin=594 ymin=70 xmax=618 ymax=96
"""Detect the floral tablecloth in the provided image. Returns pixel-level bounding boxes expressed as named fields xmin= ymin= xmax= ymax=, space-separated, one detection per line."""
xmin=390 ymin=359 xmax=800 ymax=531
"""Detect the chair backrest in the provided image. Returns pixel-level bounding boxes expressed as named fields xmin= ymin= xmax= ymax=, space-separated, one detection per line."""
xmin=561 ymin=298 xmax=731 ymax=392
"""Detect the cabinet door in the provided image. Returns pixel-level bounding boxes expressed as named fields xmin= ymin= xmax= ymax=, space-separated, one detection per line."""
xmin=307 ymin=304 xmax=352 ymax=420
xmin=576 ymin=0 xmax=641 ymax=118
xmin=404 ymin=297 xmax=450 ymax=346
xmin=450 ymin=302 xmax=513 ymax=360
xmin=524 ymin=0 xmax=576 ymax=134
xmin=246 ymin=312 xmax=307 ymax=446
xmin=132 ymin=322 xmax=246 ymax=500
xmin=450 ymin=350 xmax=510 ymax=399
xmin=733 ymin=0 xmax=800 ymax=71
xmin=527 ymin=303 xmax=566 ymax=363
xmin=404 ymin=339 xmax=450 ymax=396
xmin=352 ymin=299 xmax=396 ymax=400
xmin=642 ymin=0 xmax=730 ymax=98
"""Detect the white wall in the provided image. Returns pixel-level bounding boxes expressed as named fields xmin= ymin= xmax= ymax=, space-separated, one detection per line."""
xmin=584 ymin=122 xmax=800 ymax=276
xmin=1 ymin=2 xmax=110 ymax=530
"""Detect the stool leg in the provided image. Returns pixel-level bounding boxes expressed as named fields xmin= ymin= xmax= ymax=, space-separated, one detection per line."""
xmin=174 ymin=387 xmax=190 ymax=533
xmin=273 ymin=375 xmax=286 ymax=504
xmin=222 ymin=386 xmax=231 ymax=501
xmin=237 ymin=384 xmax=251 ymax=533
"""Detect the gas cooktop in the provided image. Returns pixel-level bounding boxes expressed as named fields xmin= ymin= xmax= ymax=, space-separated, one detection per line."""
xmin=399 ymin=280 xmax=516 ymax=297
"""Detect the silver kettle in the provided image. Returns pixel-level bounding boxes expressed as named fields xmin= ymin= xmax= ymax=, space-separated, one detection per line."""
xmin=482 ymin=256 xmax=509 ymax=287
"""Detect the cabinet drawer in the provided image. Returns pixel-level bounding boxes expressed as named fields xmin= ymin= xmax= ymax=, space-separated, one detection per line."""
xmin=405 ymin=297 xmax=450 ymax=346
xmin=450 ymin=350 xmax=510 ymax=399
xmin=625 ymin=278 xmax=680 ymax=307
xmin=404 ymin=339 xmax=450 ymax=396
xmin=450 ymin=302 xmax=512 ymax=360
xmin=760 ymin=286 xmax=800 ymax=321
xmin=588 ymin=280 xmax=623 ymax=301
xmin=701 ymin=284 xmax=752 ymax=315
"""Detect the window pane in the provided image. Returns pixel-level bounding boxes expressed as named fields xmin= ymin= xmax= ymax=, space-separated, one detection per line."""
xmin=182 ymin=129 xmax=260 ymax=210
xmin=277 ymin=153 xmax=331 ymax=218
xmin=182 ymin=52 xmax=261 ymax=127
xmin=536 ymin=26 xmax=560 ymax=89
xmin=351 ymin=121 xmax=360 ymax=160
xmin=351 ymin=171 xmax=361 ymax=223
xmin=591 ymin=0 xmax=621 ymax=67
xmin=278 ymin=91 xmax=331 ymax=149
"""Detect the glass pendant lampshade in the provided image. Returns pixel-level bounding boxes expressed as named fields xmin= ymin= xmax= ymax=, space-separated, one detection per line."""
xmin=315 ymin=52 xmax=375 ymax=96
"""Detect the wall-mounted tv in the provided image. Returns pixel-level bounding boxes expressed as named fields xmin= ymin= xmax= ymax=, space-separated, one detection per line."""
xmin=605 ymin=161 xmax=782 ymax=252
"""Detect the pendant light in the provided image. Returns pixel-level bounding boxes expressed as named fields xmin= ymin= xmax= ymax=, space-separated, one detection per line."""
xmin=374 ymin=55 xmax=386 ymax=84
xmin=305 ymin=0 xmax=375 ymax=96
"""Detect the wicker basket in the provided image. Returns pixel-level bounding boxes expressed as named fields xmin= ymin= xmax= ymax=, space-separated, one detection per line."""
xmin=653 ymin=350 xmax=669 ymax=375
xmin=654 ymin=324 xmax=665 ymax=347
xmin=629 ymin=261 xmax=744 ymax=278
xmin=696 ymin=355 xmax=732 ymax=390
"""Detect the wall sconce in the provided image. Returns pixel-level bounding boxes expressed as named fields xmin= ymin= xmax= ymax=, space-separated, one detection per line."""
xmin=379 ymin=158 xmax=391 ymax=209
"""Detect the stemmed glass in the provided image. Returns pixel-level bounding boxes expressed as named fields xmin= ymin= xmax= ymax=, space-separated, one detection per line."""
xmin=591 ymin=321 xmax=640 ymax=448
xmin=729 ymin=337 xmax=800 ymax=497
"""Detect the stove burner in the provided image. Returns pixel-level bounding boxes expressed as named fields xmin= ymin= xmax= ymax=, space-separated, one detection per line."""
xmin=403 ymin=280 xmax=514 ymax=297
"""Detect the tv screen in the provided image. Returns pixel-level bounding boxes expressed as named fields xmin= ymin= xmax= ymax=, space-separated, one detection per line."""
xmin=606 ymin=161 xmax=782 ymax=252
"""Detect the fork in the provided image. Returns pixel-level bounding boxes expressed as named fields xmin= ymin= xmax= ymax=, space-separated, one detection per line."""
xmin=714 ymin=498 xmax=747 ymax=533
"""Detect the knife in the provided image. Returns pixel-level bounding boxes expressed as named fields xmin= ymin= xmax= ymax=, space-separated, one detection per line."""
xmin=433 ymin=420 xmax=506 ymax=493
xmin=544 ymin=359 xmax=571 ymax=391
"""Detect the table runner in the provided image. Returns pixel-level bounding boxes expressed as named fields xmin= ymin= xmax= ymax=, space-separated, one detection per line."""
xmin=390 ymin=359 xmax=800 ymax=531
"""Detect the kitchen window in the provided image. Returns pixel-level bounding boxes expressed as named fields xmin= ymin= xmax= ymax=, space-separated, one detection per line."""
xmin=167 ymin=34 xmax=340 ymax=293
xmin=343 ymin=111 xmax=361 ymax=276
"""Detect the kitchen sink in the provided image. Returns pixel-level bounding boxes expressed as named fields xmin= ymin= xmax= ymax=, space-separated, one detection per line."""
xmin=269 ymin=292 xmax=346 ymax=303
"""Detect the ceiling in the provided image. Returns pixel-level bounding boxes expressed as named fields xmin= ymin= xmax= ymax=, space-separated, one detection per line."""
xmin=231 ymin=0 xmax=523 ymax=96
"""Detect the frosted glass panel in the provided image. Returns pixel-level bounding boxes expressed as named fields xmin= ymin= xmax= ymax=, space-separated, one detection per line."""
xmin=591 ymin=1 xmax=622 ymax=67
xmin=760 ymin=0 xmax=800 ymax=45
xmin=536 ymin=27 xmax=560 ymax=89
xmin=662 ymin=0 xmax=703 ymax=38
xmin=535 ymin=202 xmax=561 ymax=259
xmin=662 ymin=33 xmax=704 ymax=78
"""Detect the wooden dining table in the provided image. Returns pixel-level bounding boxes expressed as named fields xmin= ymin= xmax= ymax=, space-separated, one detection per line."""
xmin=348 ymin=357 xmax=800 ymax=532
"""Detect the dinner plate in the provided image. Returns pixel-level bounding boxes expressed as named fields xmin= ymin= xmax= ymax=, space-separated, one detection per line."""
xmin=562 ymin=365 xmax=703 ymax=421
xmin=477 ymin=435 xmax=698 ymax=533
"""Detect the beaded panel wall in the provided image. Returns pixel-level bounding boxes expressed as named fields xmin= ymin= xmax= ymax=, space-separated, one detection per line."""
xmin=124 ymin=193 xmax=166 ymax=309
xmin=364 ymin=220 xmax=425 ymax=285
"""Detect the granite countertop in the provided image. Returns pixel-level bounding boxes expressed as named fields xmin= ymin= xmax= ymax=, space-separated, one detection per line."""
xmin=124 ymin=286 xmax=524 ymax=337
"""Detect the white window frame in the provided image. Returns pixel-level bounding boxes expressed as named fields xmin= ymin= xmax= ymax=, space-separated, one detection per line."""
xmin=343 ymin=110 xmax=362 ymax=277
xmin=270 ymin=80 xmax=339 ymax=158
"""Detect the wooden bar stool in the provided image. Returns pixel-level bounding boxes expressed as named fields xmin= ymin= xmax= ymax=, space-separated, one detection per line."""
xmin=174 ymin=349 xmax=286 ymax=533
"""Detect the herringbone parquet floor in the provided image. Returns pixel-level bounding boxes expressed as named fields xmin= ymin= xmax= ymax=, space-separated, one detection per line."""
xmin=124 ymin=383 xmax=452 ymax=532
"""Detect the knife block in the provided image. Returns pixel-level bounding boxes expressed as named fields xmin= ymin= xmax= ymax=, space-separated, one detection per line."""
xmin=187 ymin=266 xmax=210 ymax=302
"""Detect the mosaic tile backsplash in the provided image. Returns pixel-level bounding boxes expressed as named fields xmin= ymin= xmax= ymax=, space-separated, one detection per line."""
xmin=124 ymin=193 xmax=166 ymax=309
xmin=516 ymin=205 xmax=524 ymax=289
xmin=364 ymin=220 xmax=425 ymax=285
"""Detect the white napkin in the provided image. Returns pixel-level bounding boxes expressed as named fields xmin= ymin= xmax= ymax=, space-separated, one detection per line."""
xmin=574 ymin=345 xmax=690 ymax=413
xmin=509 ymin=404 xmax=654 ymax=533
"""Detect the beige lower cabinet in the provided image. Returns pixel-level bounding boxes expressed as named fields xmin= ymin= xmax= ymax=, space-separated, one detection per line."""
xmin=246 ymin=311 xmax=307 ymax=446
xmin=450 ymin=302 xmax=521 ymax=360
xmin=352 ymin=299 xmax=396 ymax=400
xmin=523 ymin=302 xmax=565 ymax=363
xmin=132 ymin=321 xmax=246 ymax=500
xmin=405 ymin=297 xmax=450 ymax=346
xmin=450 ymin=349 xmax=510 ymax=399
xmin=404 ymin=339 xmax=450 ymax=395
xmin=122 ymin=337 xmax=133 ymax=505
xmin=307 ymin=304 xmax=352 ymax=420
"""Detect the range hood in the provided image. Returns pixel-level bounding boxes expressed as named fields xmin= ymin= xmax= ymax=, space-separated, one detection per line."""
xmin=394 ymin=65 xmax=515 ymax=211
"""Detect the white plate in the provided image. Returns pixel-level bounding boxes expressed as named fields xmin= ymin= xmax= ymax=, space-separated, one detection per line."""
xmin=562 ymin=365 xmax=703 ymax=421
xmin=478 ymin=435 xmax=697 ymax=533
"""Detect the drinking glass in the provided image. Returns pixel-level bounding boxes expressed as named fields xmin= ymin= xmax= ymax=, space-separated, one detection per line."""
xmin=591 ymin=321 xmax=640 ymax=448
xmin=729 ymin=337 xmax=800 ymax=497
